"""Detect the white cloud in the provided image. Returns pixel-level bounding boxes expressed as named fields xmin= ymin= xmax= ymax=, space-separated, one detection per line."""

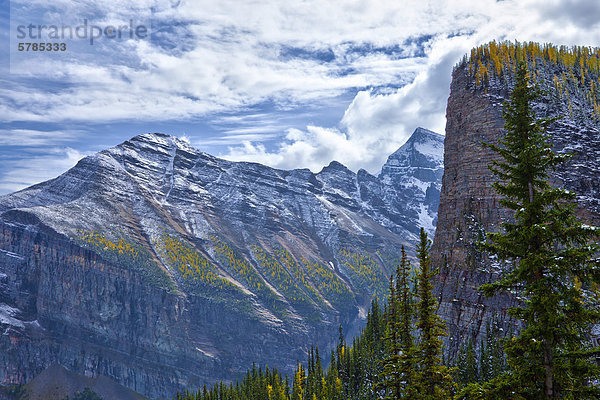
xmin=221 ymin=35 xmax=472 ymax=174
xmin=0 ymin=129 xmax=85 ymax=146
xmin=223 ymin=125 xmax=363 ymax=172
xmin=3 ymin=0 xmax=600 ymax=181
xmin=1 ymin=0 xmax=508 ymax=123
xmin=0 ymin=147 xmax=88 ymax=195
xmin=221 ymin=0 xmax=600 ymax=173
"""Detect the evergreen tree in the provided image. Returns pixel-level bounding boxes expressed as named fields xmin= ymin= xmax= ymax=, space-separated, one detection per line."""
xmin=291 ymin=363 xmax=306 ymax=400
xmin=307 ymin=346 xmax=316 ymax=399
xmin=396 ymin=245 xmax=416 ymax=398
xmin=480 ymin=62 xmax=600 ymax=398
xmin=413 ymin=228 xmax=454 ymax=399
xmin=271 ymin=370 xmax=287 ymax=400
xmin=478 ymin=320 xmax=506 ymax=384
xmin=314 ymin=347 xmax=324 ymax=399
xmin=325 ymin=350 xmax=342 ymax=400
xmin=380 ymin=273 xmax=402 ymax=399
xmin=362 ymin=299 xmax=385 ymax=399
xmin=379 ymin=245 xmax=416 ymax=399
xmin=455 ymin=338 xmax=478 ymax=386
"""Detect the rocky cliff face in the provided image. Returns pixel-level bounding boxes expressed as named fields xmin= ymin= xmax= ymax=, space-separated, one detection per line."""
xmin=0 ymin=128 xmax=443 ymax=398
xmin=431 ymin=43 xmax=600 ymax=359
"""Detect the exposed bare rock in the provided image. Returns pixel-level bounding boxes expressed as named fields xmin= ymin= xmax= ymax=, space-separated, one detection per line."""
xmin=0 ymin=128 xmax=443 ymax=398
xmin=432 ymin=50 xmax=600 ymax=360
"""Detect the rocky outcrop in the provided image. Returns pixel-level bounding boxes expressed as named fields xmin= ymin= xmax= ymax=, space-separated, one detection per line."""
xmin=0 ymin=128 xmax=443 ymax=398
xmin=431 ymin=43 xmax=600 ymax=359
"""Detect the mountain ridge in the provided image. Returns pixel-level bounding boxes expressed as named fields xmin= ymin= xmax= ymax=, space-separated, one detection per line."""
xmin=0 ymin=127 xmax=443 ymax=398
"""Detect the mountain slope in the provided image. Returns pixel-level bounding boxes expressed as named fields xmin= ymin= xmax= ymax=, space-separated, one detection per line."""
xmin=0 ymin=128 xmax=443 ymax=398
xmin=20 ymin=364 xmax=147 ymax=400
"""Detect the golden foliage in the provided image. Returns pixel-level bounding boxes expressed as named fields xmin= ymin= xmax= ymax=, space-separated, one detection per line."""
xmin=464 ymin=41 xmax=600 ymax=119
xmin=152 ymin=234 xmax=231 ymax=289
xmin=338 ymin=249 xmax=387 ymax=301
xmin=212 ymin=238 xmax=271 ymax=295
xmin=78 ymin=230 xmax=139 ymax=258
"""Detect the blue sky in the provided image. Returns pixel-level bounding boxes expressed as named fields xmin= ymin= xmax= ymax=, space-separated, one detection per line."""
xmin=1 ymin=0 xmax=599 ymax=195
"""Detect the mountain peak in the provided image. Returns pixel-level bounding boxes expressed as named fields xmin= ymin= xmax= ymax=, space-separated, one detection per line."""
xmin=134 ymin=132 xmax=173 ymax=140
xmin=383 ymin=127 xmax=444 ymax=169
xmin=126 ymin=132 xmax=193 ymax=150
xmin=104 ymin=132 xmax=202 ymax=174
xmin=406 ymin=127 xmax=443 ymax=143
xmin=377 ymin=127 xmax=444 ymax=237
xmin=319 ymin=160 xmax=352 ymax=174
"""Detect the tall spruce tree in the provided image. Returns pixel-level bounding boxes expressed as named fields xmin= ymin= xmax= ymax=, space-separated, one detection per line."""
xmin=325 ymin=350 xmax=342 ymax=400
xmin=456 ymin=338 xmax=478 ymax=386
xmin=397 ymin=245 xmax=416 ymax=398
xmin=292 ymin=362 xmax=306 ymax=400
xmin=379 ymin=245 xmax=415 ymax=399
xmin=478 ymin=320 xmax=506 ymax=384
xmin=414 ymin=228 xmax=454 ymax=399
xmin=480 ymin=62 xmax=600 ymax=398
xmin=380 ymin=273 xmax=402 ymax=399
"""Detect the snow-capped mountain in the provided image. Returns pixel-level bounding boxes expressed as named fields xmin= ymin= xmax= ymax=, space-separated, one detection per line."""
xmin=0 ymin=128 xmax=443 ymax=398
xmin=378 ymin=127 xmax=444 ymax=236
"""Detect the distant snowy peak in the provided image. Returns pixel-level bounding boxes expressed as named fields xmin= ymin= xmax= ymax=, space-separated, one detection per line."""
xmin=108 ymin=132 xmax=207 ymax=170
xmin=381 ymin=127 xmax=444 ymax=172
xmin=0 ymin=129 xmax=444 ymax=245
xmin=379 ymin=127 xmax=444 ymax=186
xmin=376 ymin=127 xmax=444 ymax=237
xmin=128 ymin=132 xmax=194 ymax=151
xmin=318 ymin=160 xmax=354 ymax=175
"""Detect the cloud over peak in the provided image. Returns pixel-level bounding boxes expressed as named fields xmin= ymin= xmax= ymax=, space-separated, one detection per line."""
xmin=2 ymin=0 xmax=600 ymax=194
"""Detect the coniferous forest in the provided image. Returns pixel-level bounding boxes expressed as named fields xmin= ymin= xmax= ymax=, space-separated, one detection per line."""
xmin=172 ymin=232 xmax=507 ymax=400
xmin=173 ymin=56 xmax=600 ymax=400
